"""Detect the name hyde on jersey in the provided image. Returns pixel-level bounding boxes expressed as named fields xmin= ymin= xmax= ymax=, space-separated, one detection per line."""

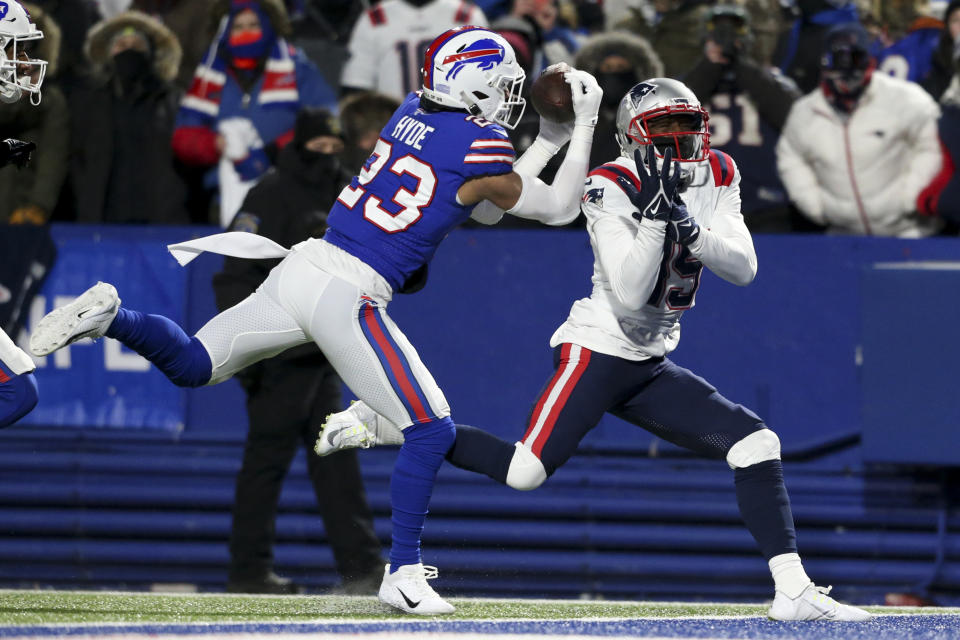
xmin=392 ymin=115 xmax=436 ymax=150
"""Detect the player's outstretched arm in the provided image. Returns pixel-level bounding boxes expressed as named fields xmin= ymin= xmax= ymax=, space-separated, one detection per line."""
xmin=461 ymin=70 xmax=602 ymax=226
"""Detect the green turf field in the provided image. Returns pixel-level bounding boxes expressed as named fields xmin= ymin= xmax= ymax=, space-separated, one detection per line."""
xmin=0 ymin=590 xmax=954 ymax=625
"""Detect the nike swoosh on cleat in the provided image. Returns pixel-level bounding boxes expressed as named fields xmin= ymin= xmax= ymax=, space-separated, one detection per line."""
xmin=397 ymin=587 xmax=421 ymax=609
xmin=77 ymin=307 xmax=100 ymax=319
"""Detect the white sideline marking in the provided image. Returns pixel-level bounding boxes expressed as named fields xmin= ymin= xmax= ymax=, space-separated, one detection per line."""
xmin=9 ymin=635 xmax=739 ymax=640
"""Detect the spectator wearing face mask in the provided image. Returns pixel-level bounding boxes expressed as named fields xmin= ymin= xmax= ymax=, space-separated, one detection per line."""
xmin=214 ymin=107 xmax=384 ymax=596
xmin=685 ymin=4 xmax=803 ymax=231
xmin=70 ymin=11 xmax=189 ymax=224
xmin=773 ymin=0 xmax=860 ymax=94
xmin=777 ymin=23 xmax=943 ymax=236
xmin=573 ymin=31 xmax=663 ymax=169
xmin=172 ymin=0 xmax=337 ymax=226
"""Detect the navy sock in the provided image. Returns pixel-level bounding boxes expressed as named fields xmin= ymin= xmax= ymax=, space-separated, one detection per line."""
xmin=388 ymin=416 xmax=456 ymax=571
xmin=0 ymin=372 xmax=38 ymax=429
xmin=445 ymin=424 xmax=514 ymax=485
xmin=106 ymin=308 xmax=212 ymax=387
xmin=734 ymin=459 xmax=798 ymax=560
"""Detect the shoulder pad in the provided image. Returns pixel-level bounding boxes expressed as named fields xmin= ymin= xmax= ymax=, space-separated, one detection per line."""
xmin=708 ymin=150 xmax=736 ymax=188
xmin=588 ymin=162 xmax=641 ymax=193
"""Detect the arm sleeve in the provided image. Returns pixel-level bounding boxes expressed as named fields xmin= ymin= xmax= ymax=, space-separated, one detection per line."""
xmin=340 ymin=12 xmax=377 ymax=92
xmin=776 ymin=105 xmax=825 ymax=224
xmin=686 ymin=165 xmax=758 ymax=286
xmin=901 ymin=93 xmax=943 ymax=213
xmin=584 ymin=175 xmax=667 ymax=310
xmin=506 ymin=124 xmax=595 ymax=225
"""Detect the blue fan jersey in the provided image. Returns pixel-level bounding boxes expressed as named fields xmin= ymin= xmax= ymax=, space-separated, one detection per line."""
xmin=325 ymin=92 xmax=516 ymax=291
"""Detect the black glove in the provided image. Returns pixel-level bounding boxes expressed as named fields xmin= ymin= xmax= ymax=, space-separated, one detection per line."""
xmin=617 ymin=145 xmax=682 ymax=223
xmin=0 ymin=138 xmax=36 ymax=169
xmin=665 ymin=201 xmax=701 ymax=246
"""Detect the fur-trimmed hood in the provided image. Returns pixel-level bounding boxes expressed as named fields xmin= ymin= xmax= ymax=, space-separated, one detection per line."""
xmin=208 ymin=0 xmax=291 ymax=40
xmin=574 ymin=31 xmax=664 ymax=80
xmin=22 ymin=3 xmax=61 ymax=78
xmin=84 ymin=11 xmax=182 ymax=82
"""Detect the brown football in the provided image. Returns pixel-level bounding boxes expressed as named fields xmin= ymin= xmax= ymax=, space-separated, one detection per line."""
xmin=530 ymin=69 xmax=574 ymax=123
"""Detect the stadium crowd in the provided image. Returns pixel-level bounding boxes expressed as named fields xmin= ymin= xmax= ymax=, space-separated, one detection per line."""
xmin=1 ymin=0 xmax=958 ymax=237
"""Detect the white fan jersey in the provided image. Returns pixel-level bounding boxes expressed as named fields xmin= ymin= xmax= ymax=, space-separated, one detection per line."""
xmin=550 ymin=150 xmax=758 ymax=361
xmin=341 ymin=0 xmax=488 ymax=100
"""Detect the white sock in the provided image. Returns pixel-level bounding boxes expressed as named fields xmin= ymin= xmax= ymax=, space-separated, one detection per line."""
xmin=769 ymin=552 xmax=812 ymax=598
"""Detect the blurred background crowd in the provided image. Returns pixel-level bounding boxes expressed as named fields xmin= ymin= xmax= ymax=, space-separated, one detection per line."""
xmin=3 ymin=0 xmax=959 ymax=236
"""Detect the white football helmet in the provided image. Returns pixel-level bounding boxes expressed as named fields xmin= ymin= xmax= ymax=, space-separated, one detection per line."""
xmin=615 ymin=78 xmax=710 ymax=164
xmin=0 ymin=1 xmax=45 ymax=105
xmin=420 ymin=26 xmax=526 ymax=129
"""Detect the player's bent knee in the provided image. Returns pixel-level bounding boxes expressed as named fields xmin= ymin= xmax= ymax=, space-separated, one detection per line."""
xmin=726 ymin=428 xmax=781 ymax=470
xmin=506 ymin=442 xmax=547 ymax=491
xmin=0 ymin=373 xmax=38 ymax=429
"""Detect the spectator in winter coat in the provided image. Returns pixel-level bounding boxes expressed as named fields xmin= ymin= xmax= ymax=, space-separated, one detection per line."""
xmin=0 ymin=3 xmax=68 ymax=225
xmin=216 ymin=108 xmax=384 ymax=596
xmin=776 ymin=23 xmax=943 ymax=236
xmin=70 ymin=11 xmax=188 ymax=224
xmin=685 ymin=3 xmax=803 ymax=231
xmin=172 ymin=0 xmax=337 ymax=226
xmin=574 ymin=30 xmax=663 ymax=169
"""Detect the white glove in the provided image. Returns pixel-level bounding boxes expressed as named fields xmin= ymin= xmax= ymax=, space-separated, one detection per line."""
xmin=565 ymin=69 xmax=602 ymax=128
xmin=217 ymin=117 xmax=263 ymax=160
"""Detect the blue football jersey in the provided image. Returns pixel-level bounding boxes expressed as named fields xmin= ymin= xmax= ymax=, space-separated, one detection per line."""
xmin=325 ymin=92 xmax=516 ymax=290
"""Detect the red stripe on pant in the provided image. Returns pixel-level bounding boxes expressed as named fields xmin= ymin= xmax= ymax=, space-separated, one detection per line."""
xmin=362 ymin=304 xmax=430 ymax=423
xmin=523 ymin=344 xmax=592 ymax=457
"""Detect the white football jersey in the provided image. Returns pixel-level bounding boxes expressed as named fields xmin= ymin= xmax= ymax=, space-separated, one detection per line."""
xmin=341 ymin=0 xmax=488 ymax=100
xmin=550 ymin=150 xmax=758 ymax=361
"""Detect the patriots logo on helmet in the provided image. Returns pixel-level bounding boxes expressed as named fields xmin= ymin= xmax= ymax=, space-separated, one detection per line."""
xmin=443 ymin=38 xmax=505 ymax=81
xmin=630 ymin=83 xmax=656 ymax=102
xmin=0 ymin=3 xmax=9 ymax=19
xmin=583 ymin=187 xmax=605 ymax=206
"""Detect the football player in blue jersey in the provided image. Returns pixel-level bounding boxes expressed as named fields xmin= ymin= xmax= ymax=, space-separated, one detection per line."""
xmin=0 ymin=0 xmax=46 ymax=431
xmin=317 ymin=78 xmax=873 ymax=622
xmin=29 ymin=26 xmax=603 ymax=614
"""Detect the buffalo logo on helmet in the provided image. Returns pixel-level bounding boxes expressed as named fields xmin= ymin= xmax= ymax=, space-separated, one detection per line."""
xmin=442 ymin=38 xmax=505 ymax=81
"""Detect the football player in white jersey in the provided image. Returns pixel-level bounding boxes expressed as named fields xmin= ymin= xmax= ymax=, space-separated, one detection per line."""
xmin=340 ymin=0 xmax=487 ymax=100
xmin=0 ymin=0 xmax=45 ymax=430
xmin=318 ymin=78 xmax=873 ymax=622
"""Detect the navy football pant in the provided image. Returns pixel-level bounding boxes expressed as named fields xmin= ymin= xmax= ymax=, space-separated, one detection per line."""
xmin=446 ymin=343 xmax=797 ymax=559
xmin=523 ymin=343 xmax=763 ymax=473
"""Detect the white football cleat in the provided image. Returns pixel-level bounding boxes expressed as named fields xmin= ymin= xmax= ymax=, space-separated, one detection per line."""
xmin=769 ymin=583 xmax=872 ymax=621
xmin=29 ymin=282 xmax=120 ymax=357
xmin=378 ymin=563 xmax=454 ymax=615
xmin=314 ymin=401 xmax=404 ymax=457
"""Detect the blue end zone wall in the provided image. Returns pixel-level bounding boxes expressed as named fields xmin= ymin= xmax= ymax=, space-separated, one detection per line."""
xmin=6 ymin=225 xmax=960 ymax=600
xmin=25 ymin=225 xmax=960 ymax=457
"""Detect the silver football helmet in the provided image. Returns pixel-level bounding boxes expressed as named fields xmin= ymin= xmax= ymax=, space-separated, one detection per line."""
xmin=0 ymin=1 xmax=46 ymax=105
xmin=614 ymin=78 xmax=710 ymax=164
